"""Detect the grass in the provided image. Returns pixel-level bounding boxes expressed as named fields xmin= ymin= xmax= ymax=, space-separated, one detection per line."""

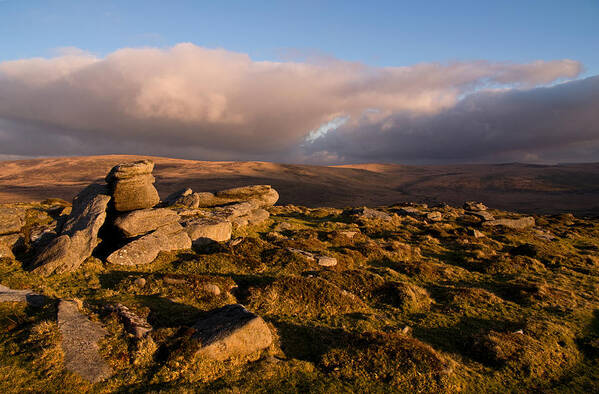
xmin=1 ymin=202 xmax=599 ymax=392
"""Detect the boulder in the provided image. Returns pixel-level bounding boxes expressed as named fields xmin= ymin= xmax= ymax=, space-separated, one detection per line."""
xmin=181 ymin=217 xmax=232 ymax=245
xmin=192 ymin=304 xmax=272 ymax=361
xmin=105 ymin=160 xmax=159 ymax=212
xmin=348 ymin=207 xmax=392 ymax=221
xmin=426 ymin=211 xmax=443 ymax=221
xmin=33 ymin=184 xmax=111 ymax=276
xmin=172 ymin=192 xmax=201 ymax=209
xmin=164 ymin=188 xmax=192 ymax=205
xmin=0 ymin=233 xmax=23 ymax=259
xmin=0 ymin=206 xmax=26 ymax=235
xmin=215 ymin=185 xmax=279 ymax=208
xmin=317 ymin=255 xmax=338 ymax=267
xmin=470 ymin=210 xmax=495 ymax=221
xmin=114 ymin=208 xmax=179 ymax=238
xmin=29 ymin=221 xmax=58 ymax=245
xmin=107 ymin=303 xmax=152 ymax=338
xmin=483 ymin=217 xmax=535 ymax=230
xmin=231 ymin=208 xmax=270 ymax=227
xmin=106 ymin=222 xmax=191 ymax=266
xmin=0 ymin=284 xmax=46 ymax=306
xmin=464 ymin=201 xmax=488 ymax=211
xmin=58 ymin=300 xmax=112 ymax=382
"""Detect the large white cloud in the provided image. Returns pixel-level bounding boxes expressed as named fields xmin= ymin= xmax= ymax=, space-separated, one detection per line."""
xmin=0 ymin=43 xmax=591 ymax=163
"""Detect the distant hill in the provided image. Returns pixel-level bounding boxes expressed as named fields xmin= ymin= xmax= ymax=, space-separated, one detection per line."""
xmin=1 ymin=155 xmax=599 ymax=215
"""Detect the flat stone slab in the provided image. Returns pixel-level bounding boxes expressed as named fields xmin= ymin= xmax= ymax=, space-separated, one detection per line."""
xmin=113 ymin=208 xmax=179 ymax=237
xmin=483 ymin=216 xmax=535 ymax=230
xmin=192 ymin=304 xmax=272 ymax=361
xmin=0 ymin=284 xmax=46 ymax=306
xmin=107 ymin=222 xmax=191 ymax=266
xmin=57 ymin=300 xmax=112 ymax=383
xmin=181 ymin=217 xmax=232 ymax=245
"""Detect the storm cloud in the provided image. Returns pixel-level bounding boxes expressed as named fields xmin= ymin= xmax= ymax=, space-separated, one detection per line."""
xmin=0 ymin=43 xmax=594 ymax=163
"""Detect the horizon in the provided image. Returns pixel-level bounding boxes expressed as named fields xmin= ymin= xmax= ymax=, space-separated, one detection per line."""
xmin=0 ymin=1 xmax=597 ymax=164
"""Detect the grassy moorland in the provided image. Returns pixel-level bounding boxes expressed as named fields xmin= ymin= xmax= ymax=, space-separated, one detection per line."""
xmin=1 ymin=199 xmax=599 ymax=392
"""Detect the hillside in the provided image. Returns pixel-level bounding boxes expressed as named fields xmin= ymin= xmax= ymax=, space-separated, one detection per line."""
xmin=1 ymin=155 xmax=599 ymax=215
xmin=0 ymin=159 xmax=599 ymax=392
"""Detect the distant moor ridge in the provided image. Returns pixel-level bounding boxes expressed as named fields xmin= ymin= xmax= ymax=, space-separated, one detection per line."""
xmin=1 ymin=155 xmax=599 ymax=215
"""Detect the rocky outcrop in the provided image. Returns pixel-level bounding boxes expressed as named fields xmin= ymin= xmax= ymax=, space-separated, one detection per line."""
xmin=57 ymin=300 xmax=112 ymax=382
xmin=0 ymin=206 xmax=25 ymax=235
xmin=107 ymin=222 xmax=191 ymax=266
xmin=113 ymin=208 xmax=179 ymax=238
xmin=33 ymin=184 xmax=111 ymax=276
xmin=192 ymin=304 xmax=272 ymax=361
xmin=464 ymin=201 xmax=488 ymax=211
xmin=348 ymin=207 xmax=392 ymax=221
xmin=168 ymin=185 xmax=279 ymax=209
xmin=105 ymin=160 xmax=159 ymax=212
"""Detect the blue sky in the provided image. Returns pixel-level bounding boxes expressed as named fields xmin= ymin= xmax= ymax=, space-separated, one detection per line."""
xmin=1 ymin=0 xmax=597 ymax=75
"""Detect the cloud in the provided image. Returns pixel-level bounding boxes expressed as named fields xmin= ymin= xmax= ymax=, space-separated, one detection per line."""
xmin=0 ymin=43 xmax=591 ymax=163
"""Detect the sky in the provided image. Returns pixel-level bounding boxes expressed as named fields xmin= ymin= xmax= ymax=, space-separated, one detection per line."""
xmin=0 ymin=0 xmax=598 ymax=164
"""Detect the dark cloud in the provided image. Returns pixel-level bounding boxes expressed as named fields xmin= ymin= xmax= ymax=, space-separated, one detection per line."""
xmin=306 ymin=76 xmax=599 ymax=164
xmin=0 ymin=43 xmax=592 ymax=163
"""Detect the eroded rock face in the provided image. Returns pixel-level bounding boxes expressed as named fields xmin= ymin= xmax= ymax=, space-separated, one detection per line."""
xmin=33 ymin=184 xmax=111 ymax=276
xmin=58 ymin=300 xmax=112 ymax=382
xmin=181 ymin=217 xmax=232 ymax=245
xmin=483 ymin=217 xmax=535 ymax=230
xmin=106 ymin=222 xmax=191 ymax=266
xmin=106 ymin=160 xmax=160 ymax=212
xmin=113 ymin=208 xmax=179 ymax=238
xmin=0 ymin=233 xmax=23 ymax=259
xmin=0 ymin=206 xmax=26 ymax=235
xmin=192 ymin=304 xmax=272 ymax=361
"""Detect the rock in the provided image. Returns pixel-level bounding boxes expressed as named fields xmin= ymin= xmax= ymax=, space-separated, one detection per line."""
xmin=231 ymin=208 xmax=270 ymax=227
xmin=58 ymin=300 xmax=112 ymax=382
xmin=181 ymin=217 xmax=232 ymax=245
xmin=464 ymin=201 xmax=487 ymax=211
xmin=202 ymin=283 xmax=221 ymax=296
xmin=106 ymin=222 xmax=191 ymax=266
xmin=339 ymin=231 xmax=358 ymax=239
xmin=105 ymin=160 xmax=160 ymax=212
xmin=534 ymin=229 xmax=556 ymax=241
xmin=229 ymin=237 xmax=244 ymax=246
xmin=192 ymin=304 xmax=272 ymax=361
xmin=471 ymin=210 xmax=495 ymax=221
xmin=172 ymin=192 xmax=201 ymax=209
xmin=483 ymin=217 xmax=535 ymax=230
xmin=114 ymin=208 xmax=179 ymax=237
xmin=215 ymin=185 xmax=279 ymax=208
xmin=0 ymin=284 xmax=46 ymax=306
xmin=164 ymin=188 xmax=192 ymax=205
xmin=317 ymin=255 xmax=337 ymax=267
xmin=0 ymin=233 xmax=23 ymax=259
xmin=348 ymin=207 xmax=392 ymax=221
xmin=29 ymin=221 xmax=58 ymax=245
xmin=398 ymin=207 xmax=424 ymax=217
xmin=468 ymin=228 xmax=485 ymax=238
xmin=134 ymin=277 xmax=147 ymax=287
xmin=107 ymin=303 xmax=152 ymax=338
xmin=426 ymin=211 xmax=443 ymax=221
xmin=0 ymin=206 xmax=26 ymax=235
xmin=33 ymin=184 xmax=111 ymax=276
xmin=287 ymin=247 xmax=315 ymax=261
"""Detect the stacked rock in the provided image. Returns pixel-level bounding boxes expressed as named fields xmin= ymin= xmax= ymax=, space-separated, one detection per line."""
xmin=106 ymin=160 xmax=160 ymax=212
xmin=30 ymin=159 xmax=279 ymax=275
